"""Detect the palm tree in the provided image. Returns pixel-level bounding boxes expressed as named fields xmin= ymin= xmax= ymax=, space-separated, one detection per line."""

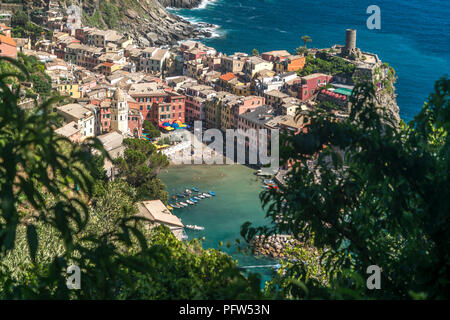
xmin=301 ymin=35 xmax=312 ymax=48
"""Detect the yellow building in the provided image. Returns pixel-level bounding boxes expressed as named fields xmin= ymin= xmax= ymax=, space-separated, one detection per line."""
xmin=57 ymin=82 xmax=81 ymax=99
xmin=220 ymin=104 xmax=233 ymax=131
xmin=231 ymin=81 xmax=252 ymax=96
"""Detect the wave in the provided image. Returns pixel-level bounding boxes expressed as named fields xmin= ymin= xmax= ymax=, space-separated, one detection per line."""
xmin=193 ymin=0 xmax=218 ymax=10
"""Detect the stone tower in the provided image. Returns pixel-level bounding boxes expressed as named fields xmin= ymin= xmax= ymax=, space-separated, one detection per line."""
xmin=343 ymin=29 xmax=361 ymax=60
xmin=345 ymin=29 xmax=356 ymax=52
xmin=111 ymin=88 xmax=129 ymax=134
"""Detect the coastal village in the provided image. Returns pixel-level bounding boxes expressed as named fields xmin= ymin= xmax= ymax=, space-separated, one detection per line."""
xmin=0 ymin=1 xmax=396 ymax=248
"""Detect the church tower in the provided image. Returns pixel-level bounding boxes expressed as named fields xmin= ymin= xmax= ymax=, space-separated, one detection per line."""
xmin=111 ymin=88 xmax=129 ymax=134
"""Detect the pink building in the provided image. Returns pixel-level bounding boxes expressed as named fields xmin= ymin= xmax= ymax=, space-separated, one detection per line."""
xmin=232 ymin=96 xmax=265 ymax=128
xmin=297 ymin=73 xmax=333 ymax=101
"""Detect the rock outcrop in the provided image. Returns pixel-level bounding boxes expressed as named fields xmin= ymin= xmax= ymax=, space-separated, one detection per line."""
xmin=158 ymin=0 xmax=204 ymax=9
xmin=57 ymin=0 xmax=213 ymax=47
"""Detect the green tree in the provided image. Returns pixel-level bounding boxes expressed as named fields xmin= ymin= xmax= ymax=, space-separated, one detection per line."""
xmin=143 ymin=120 xmax=161 ymax=138
xmin=114 ymin=138 xmax=170 ymax=202
xmin=251 ymin=48 xmax=259 ymax=56
xmin=301 ymin=35 xmax=312 ymax=48
xmin=243 ymin=78 xmax=450 ymax=299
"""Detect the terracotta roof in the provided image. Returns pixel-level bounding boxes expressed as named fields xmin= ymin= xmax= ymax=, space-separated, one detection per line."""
xmin=0 ymin=34 xmax=16 ymax=47
xmin=220 ymin=72 xmax=237 ymax=82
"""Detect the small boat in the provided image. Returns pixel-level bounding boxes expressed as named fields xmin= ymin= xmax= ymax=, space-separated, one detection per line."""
xmin=194 ymin=196 xmax=201 ymax=201
xmin=176 ymin=193 xmax=185 ymax=198
xmin=167 ymin=205 xmax=173 ymax=210
xmin=263 ymin=179 xmax=275 ymax=185
xmin=172 ymin=195 xmax=177 ymax=200
xmin=190 ymin=198 xmax=197 ymax=203
xmin=185 ymin=189 xmax=192 ymax=194
xmin=197 ymin=194 xmax=205 ymax=199
xmin=185 ymin=225 xmax=205 ymax=231
xmin=192 ymin=187 xmax=199 ymax=192
xmin=185 ymin=200 xmax=194 ymax=205
xmin=209 ymin=191 xmax=216 ymax=196
xmin=179 ymin=202 xmax=188 ymax=206
xmin=202 ymin=193 xmax=212 ymax=198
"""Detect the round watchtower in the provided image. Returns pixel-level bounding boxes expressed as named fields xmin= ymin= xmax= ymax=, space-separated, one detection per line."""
xmin=345 ymin=29 xmax=357 ymax=52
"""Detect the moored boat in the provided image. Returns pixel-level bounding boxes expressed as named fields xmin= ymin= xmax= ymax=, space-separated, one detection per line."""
xmin=185 ymin=225 xmax=205 ymax=231
xmin=190 ymin=198 xmax=197 ymax=203
xmin=185 ymin=200 xmax=194 ymax=205
xmin=192 ymin=187 xmax=199 ymax=192
xmin=179 ymin=202 xmax=188 ymax=206
xmin=209 ymin=191 xmax=216 ymax=196
xmin=202 ymin=193 xmax=211 ymax=198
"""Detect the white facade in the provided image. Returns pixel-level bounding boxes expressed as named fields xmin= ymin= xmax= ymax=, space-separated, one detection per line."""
xmin=111 ymin=89 xmax=129 ymax=134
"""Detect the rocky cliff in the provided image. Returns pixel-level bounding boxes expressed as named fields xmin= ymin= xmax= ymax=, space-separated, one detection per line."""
xmin=158 ymin=0 xmax=203 ymax=8
xmin=58 ymin=0 xmax=212 ymax=46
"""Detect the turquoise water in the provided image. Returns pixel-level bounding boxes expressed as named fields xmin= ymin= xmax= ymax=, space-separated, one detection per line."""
xmin=160 ymin=164 xmax=277 ymax=283
xmin=170 ymin=0 xmax=450 ymax=122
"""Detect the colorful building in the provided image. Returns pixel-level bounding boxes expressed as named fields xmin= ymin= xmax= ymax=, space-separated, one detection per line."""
xmin=274 ymin=55 xmax=306 ymax=73
xmin=297 ymin=73 xmax=333 ymax=101
xmin=0 ymin=33 xmax=16 ymax=58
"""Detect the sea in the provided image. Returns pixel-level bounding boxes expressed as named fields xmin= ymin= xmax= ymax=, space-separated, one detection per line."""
xmin=169 ymin=0 xmax=450 ymax=122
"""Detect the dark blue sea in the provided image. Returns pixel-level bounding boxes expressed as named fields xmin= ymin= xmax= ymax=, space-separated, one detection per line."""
xmin=170 ymin=0 xmax=450 ymax=121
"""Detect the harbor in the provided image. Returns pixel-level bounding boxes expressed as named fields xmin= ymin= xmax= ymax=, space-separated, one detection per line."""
xmin=160 ymin=164 xmax=278 ymax=283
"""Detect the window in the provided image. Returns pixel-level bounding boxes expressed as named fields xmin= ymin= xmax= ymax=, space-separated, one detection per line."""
xmin=147 ymin=105 xmax=150 ymax=110
xmin=305 ymin=90 xmax=308 ymax=95
xmin=140 ymin=106 xmax=143 ymax=110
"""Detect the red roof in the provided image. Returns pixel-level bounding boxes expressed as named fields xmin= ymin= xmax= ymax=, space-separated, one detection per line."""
xmin=220 ymin=72 xmax=237 ymax=82
xmin=0 ymin=34 xmax=16 ymax=47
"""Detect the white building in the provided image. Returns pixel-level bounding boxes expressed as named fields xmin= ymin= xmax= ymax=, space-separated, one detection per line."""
xmin=139 ymin=47 xmax=170 ymax=74
xmin=56 ymin=103 xmax=95 ymax=138
xmin=110 ymin=88 xmax=129 ymax=134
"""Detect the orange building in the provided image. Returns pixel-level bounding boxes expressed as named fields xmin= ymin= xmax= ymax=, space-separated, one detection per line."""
xmin=275 ymin=55 xmax=305 ymax=73
xmin=0 ymin=34 xmax=17 ymax=58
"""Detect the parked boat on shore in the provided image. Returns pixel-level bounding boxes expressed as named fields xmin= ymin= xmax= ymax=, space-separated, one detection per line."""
xmin=186 ymin=225 xmax=205 ymax=231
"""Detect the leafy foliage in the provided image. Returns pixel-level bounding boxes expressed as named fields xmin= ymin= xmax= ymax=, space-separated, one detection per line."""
xmin=113 ymin=138 xmax=170 ymax=202
xmin=243 ymin=78 xmax=450 ymax=299
xmin=298 ymin=53 xmax=356 ymax=78
xmin=143 ymin=120 xmax=161 ymax=138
